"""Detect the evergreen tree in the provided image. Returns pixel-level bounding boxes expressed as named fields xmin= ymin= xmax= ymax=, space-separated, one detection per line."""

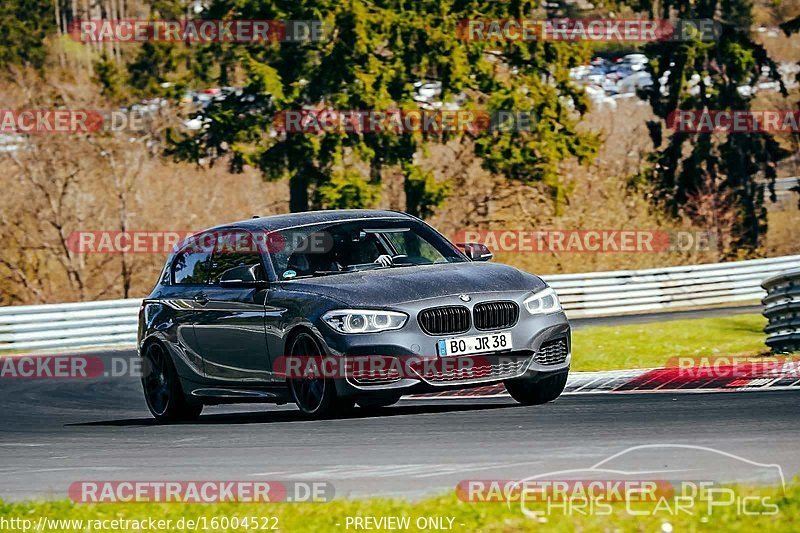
xmin=636 ymin=0 xmax=789 ymax=254
xmin=0 ymin=0 xmax=54 ymax=70
xmin=167 ymin=0 xmax=599 ymax=214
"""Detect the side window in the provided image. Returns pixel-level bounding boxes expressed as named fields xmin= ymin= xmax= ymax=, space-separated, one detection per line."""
xmin=209 ymin=251 xmax=266 ymax=285
xmin=172 ymin=250 xmax=212 ymax=284
xmin=385 ymin=231 xmax=444 ymax=263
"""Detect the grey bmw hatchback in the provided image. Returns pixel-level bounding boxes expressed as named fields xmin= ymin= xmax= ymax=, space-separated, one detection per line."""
xmin=138 ymin=210 xmax=571 ymax=421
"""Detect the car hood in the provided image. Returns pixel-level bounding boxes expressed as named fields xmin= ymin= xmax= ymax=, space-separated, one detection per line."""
xmin=279 ymin=262 xmax=546 ymax=306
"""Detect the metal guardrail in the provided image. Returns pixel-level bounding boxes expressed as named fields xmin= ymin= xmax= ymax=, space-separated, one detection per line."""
xmin=762 ymin=268 xmax=800 ymax=353
xmin=772 ymin=176 xmax=799 ymax=197
xmin=0 ymin=298 xmax=140 ymax=352
xmin=1 ymin=255 xmax=798 ymax=352
xmin=546 ymin=255 xmax=800 ymax=318
xmin=765 ymin=176 xmax=799 ymax=206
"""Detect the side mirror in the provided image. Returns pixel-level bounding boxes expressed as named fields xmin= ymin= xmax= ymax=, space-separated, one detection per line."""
xmin=458 ymin=242 xmax=494 ymax=262
xmin=218 ymin=265 xmax=269 ymax=289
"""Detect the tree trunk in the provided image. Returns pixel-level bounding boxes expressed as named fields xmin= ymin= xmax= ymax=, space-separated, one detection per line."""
xmin=53 ymin=0 xmax=65 ymax=68
xmin=289 ymin=172 xmax=309 ymax=213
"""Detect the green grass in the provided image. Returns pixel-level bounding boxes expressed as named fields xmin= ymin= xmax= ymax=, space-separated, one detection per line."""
xmin=0 ymin=348 xmax=28 ymax=356
xmin=1 ymin=483 xmax=797 ymax=532
xmin=572 ymin=314 xmax=769 ymax=372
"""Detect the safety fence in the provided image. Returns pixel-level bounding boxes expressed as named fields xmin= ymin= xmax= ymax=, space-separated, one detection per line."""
xmin=762 ymin=268 xmax=800 ymax=353
xmin=1 ymin=255 xmax=798 ymax=352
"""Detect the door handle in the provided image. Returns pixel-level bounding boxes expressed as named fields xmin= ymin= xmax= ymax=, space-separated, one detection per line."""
xmin=193 ymin=293 xmax=209 ymax=305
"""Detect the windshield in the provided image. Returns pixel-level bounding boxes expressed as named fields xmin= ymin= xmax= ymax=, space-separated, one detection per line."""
xmin=269 ymin=219 xmax=465 ymax=279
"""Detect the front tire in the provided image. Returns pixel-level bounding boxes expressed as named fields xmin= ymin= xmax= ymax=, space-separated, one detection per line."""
xmin=141 ymin=341 xmax=203 ymax=423
xmin=505 ymin=372 xmax=568 ymax=405
xmin=286 ymin=332 xmax=345 ymax=418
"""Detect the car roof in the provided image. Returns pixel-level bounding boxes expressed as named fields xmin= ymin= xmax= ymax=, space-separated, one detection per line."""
xmin=206 ymin=209 xmax=415 ymax=233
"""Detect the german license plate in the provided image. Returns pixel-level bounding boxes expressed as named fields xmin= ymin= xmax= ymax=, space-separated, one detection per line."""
xmin=437 ymin=331 xmax=513 ymax=357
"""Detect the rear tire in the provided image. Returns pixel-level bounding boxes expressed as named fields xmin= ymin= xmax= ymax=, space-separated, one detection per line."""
xmin=141 ymin=341 xmax=203 ymax=423
xmin=505 ymin=372 xmax=568 ymax=406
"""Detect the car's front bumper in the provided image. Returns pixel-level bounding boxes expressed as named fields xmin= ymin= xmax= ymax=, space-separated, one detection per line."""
xmin=316 ymin=292 xmax=571 ymax=398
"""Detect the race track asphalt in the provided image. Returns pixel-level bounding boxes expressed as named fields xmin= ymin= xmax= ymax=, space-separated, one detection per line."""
xmin=0 ymin=365 xmax=797 ymax=501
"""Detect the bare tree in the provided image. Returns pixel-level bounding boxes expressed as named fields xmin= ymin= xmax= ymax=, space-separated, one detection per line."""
xmin=683 ymin=172 xmax=739 ymax=260
xmin=87 ymin=134 xmax=151 ymax=298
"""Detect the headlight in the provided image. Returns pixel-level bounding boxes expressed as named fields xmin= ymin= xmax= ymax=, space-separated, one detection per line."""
xmin=523 ymin=287 xmax=562 ymax=315
xmin=322 ymin=309 xmax=408 ymax=333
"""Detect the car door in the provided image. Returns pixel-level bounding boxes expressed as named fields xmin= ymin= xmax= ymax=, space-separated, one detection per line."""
xmin=162 ymin=243 xmax=215 ymax=376
xmin=191 ymin=233 xmax=272 ymax=383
